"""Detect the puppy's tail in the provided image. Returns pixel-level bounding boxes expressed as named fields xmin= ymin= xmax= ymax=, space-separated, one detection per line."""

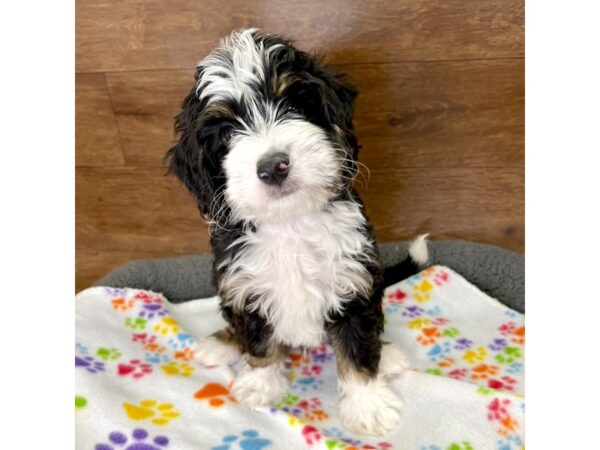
xmin=383 ymin=234 xmax=430 ymax=287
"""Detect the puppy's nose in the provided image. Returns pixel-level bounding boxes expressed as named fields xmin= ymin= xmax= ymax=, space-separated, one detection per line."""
xmin=256 ymin=152 xmax=290 ymax=185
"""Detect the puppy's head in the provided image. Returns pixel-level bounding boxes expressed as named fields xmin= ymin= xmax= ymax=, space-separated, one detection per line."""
xmin=166 ymin=29 xmax=359 ymax=225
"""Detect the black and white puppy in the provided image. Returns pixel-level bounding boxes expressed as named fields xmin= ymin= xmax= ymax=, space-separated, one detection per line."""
xmin=166 ymin=29 xmax=429 ymax=435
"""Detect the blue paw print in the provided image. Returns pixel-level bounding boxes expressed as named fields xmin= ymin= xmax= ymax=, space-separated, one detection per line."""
xmin=211 ymin=429 xmax=272 ymax=450
xmin=76 ymin=342 xmax=89 ymax=355
xmin=426 ymin=305 xmax=442 ymax=316
xmin=505 ymin=309 xmax=518 ymax=318
xmin=506 ymin=362 xmax=523 ymax=374
xmin=95 ymin=428 xmax=168 ymax=450
xmin=168 ymin=332 xmax=195 ymax=349
xmin=384 ymin=304 xmax=402 ymax=314
xmin=292 ymin=376 xmax=324 ymax=392
xmin=405 ymin=273 xmax=424 ymax=286
xmin=427 ymin=341 xmax=451 ymax=362
xmin=144 ymin=353 xmax=170 ymax=365
xmin=420 ymin=445 xmax=441 ymax=450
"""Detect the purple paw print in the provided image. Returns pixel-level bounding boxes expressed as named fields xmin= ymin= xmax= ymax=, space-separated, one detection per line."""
xmin=402 ymin=305 xmax=425 ymax=318
xmin=76 ymin=356 xmax=105 ymax=373
xmin=96 ymin=428 xmax=168 ymax=450
xmin=489 ymin=338 xmax=508 ymax=351
xmin=138 ymin=303 xmax=168 ymax=320
xmin=455 ymin=338 xmax=474 ymax=350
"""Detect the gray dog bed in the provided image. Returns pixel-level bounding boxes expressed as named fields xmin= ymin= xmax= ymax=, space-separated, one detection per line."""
xmin=94 ymin=240 xmax=524 ymax=313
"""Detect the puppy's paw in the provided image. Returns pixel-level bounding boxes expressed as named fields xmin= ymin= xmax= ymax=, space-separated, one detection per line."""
xmin=231 ymin=363 xmax=290 ymax=408
xmin=194 ymin=335 xmax=241 ymax=367
xmin=339 ymin=377 xmax=403 ymax=435
xmin=379 ymin=343 xmax=410 ymax=379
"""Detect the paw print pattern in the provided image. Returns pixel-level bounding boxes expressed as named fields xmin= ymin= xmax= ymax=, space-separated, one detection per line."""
xmin=153 ymin=318 xmax=180 ymax=336
xmin=308 ymin=345 xmax=334 ymax=363
xmin=386 ymin=288 xmax=407 ymax=304
xmin=104 ymin=287 xmax=129 ymax=298
xmin=489 ymin=338 xmax=508 ymax=351
xmin=96 ymin=347 xmax=122 ymax=361
xmin=95 ymin=428 xmax=168 ymax=450
xmin=417 ymin=327 xmax=442 ymax=346
xmin=442 ymin=327 xmax=460 ymax=338
xmin=292 ymin=375 xmax=324 ymax=392
xmin=194 ymin=382 xmax=237 ymax=407
xmin=511 ymin=326 xmax=525 ymax=345
xmin=409 ymin=318 xmax=431 ymax=329
xmin=498 ymin=322 xmax=517 ymax=336
xmin=160 ymin=361 xmax=194 ymax=377
xmin=488 ymin=375 xmax=517 ymax=392
xmin=112 ymin=298 xmax=135 ymax=311
xmin=401 ymin=305 xmax=426 ymax=318
xmin=167 ymin=332 xmax=194 ymax=350
xmin=413 ymin=279 xmax=434 ymax=302
xmin=174 ymin=347 xmax=195 ymax=361
xmin=76 ymin=356 xmax=105 ymax=373
xmin=495 ymin=347 xmax=523 ymax=365
xmin=447 ymin=368 xmax=469 ymax=380
xmin=118 ymin=360 xmax=153 ymax=379
xmin=287 ymin=352 xmax=310 ymax=368
xmin=144 ymin=352 xmax=170 ymax=365
xmin=454 ymin=338 xmax=473 ymax=350
xmin=433 ymin=269 xmax=450 ymax=286
xmin=125 ymin=317 xmax=147 ymax=331
xmin=463 ymin=346 xmax=488 ymax=364
xmin=470 ymin=364 xmax=500 ymax=380
xmin=123 ymin=400 xmax=181 ymax=426
xmin=211 ymin=429 xmax=272 ymax=450
xmin=138 ymin=302 xmax=169 ymax=320
xmin=427 ymin=342 xmax=452 ymax=362
xmin=76 ymin=342 xmax=89 ymax=355
xmin=75 ymin=395 xmax=87 ymax=409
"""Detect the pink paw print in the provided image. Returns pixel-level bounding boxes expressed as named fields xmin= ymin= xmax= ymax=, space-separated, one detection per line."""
xmin=448 ymin=368 xmax=469 ymax=379
xmin=387 ymin=288 xmax=407 ymax=304
xmin=118 ymin=359 xmax=153 ymax=379
xmin=499 ymin=322 xmax=517 ymax=336
xmin=434 ymin=270 xmax=450 ymax=286
xmin=301 ymin=365 xmax=323 ymax=377
xmin=301 ymin=425 xmax=322 ymax=446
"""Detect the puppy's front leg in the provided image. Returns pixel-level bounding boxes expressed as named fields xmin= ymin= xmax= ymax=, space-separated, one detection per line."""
xmin=328 ymin=306 xmax=404 ymax=436
xmin=229 ymin=308 xmax=290 ymax=408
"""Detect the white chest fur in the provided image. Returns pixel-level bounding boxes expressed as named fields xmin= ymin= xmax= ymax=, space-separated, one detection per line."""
xmin=219 ymin=201 xmax=374 ymax=348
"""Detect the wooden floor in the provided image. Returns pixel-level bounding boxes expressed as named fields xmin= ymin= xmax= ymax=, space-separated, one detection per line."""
xmin=76 ymin=0 xmax=524 ymax=292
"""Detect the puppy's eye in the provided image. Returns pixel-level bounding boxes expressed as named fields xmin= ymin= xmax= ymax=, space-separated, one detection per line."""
xmin=285 ymin=104 xmax=300 ymax=115
xmin=221 ymin=128 xmax=234 ymax=146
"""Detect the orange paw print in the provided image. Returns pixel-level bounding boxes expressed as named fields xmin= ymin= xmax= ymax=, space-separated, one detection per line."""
xmin=194 ymin=382 xmax=237 ymax=407
xmin=112 ymin=297 xmax=134 ymax=311
xmin=417 ymin=327 xmax=441 ymax=345
xmin=174 ymin=347 xmax=195 ymax=361
xmin=471 ymin=364 xmax=500 ymax=380
xmin=463 ymin=346 xmax=488 ymax=364
xmin=413 ymin=280 xmax=434 ymax=303
xmin=144 ymin=342 xmax=166 ymax=353
xmin=287 ymin=352 xmax=310 ymax=368
xmin=437 ymin=357 xmax=455 ymax=368
xmin=511 ymin=326 xmax=525 ymax=345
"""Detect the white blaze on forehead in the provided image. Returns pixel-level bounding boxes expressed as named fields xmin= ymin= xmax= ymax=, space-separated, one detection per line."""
xmin=196 ymin=29 xmax=282 ymax=105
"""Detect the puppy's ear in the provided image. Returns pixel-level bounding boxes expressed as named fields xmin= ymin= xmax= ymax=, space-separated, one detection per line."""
xmin=165 ymin=81 xmax=214 ymax=218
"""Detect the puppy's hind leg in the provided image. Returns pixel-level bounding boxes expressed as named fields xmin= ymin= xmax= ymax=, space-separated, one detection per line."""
xmin=195 ymin=327 xmax=242 ymax=367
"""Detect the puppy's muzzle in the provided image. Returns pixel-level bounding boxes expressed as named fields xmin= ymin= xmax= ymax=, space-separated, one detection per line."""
xmin=256 ymin=152 xmax=290 ymax=186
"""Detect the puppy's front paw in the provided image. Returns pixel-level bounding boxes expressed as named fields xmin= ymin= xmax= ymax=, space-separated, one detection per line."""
xmin=194 ymin=334 xmax=241 ymax=367
xmin=339 ymin=377 xmax=402 ymax=435
xmin=232 ymin=364 xmax=290 ymax=408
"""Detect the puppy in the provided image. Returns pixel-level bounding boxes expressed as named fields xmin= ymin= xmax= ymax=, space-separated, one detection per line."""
xmin=166 ymin=29 xmax=429 ymax=435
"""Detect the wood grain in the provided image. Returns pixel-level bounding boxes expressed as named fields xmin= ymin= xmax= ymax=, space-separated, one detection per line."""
xmin=76 ymin=167 xmax=211 ymax=254
xmin=104 ymin=60 xmax=523 ymax=168
xmin=76 ymin=74 xmax=124 ymax=166
xmin=76 ymin=0 xmax=524 ymax=73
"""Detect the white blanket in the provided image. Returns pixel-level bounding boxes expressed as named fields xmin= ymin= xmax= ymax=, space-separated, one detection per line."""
xmin=76 ymin=265 xmax=524 ymax=450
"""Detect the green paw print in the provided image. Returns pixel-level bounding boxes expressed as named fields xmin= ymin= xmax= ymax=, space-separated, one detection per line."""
xmin=447 ymin=442 xmax=474 ymax=450
xmin=75 ymin=396 xmax=87 ymax=409
xmin=425 ymin=368 xmax=443 ymax=376
xmin=476 ymin=386 xmax=494 ymax=396
xmin=277 ymin=393 xmax=300 ymax=407
xmin=325 ymin=439 xmax=348 ymax=450
xmin=125 ymin=317 xmax=147 ymax=331
xmin=96 ymin=347 xmax=122 ymax=361
xmin=495 ymin=346 xmax=522 ymax=365
xmin=443 ymin=327 xmax=460 ymax=338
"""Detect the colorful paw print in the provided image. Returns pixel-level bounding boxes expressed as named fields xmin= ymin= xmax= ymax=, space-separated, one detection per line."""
xmin=447 ymin=368 xmax=469 ymax=380
xmin=470 ymin=363 xmax=500 ymax=380
xmin=211 ymin=429 xmax=272 ymax=450
xmin=105 ymin=287 xmax=129 ymax=297
xmin=75 ymin=395 xmax=87 ymax=410
xmin=463 ymin=346 xmax=488 ymax=364
xmin=194 ymin=382 xmax=237 ymax=407
xmin=118 ymin=359 xmax=153 ymax=379
xmin=454 ymin=338 xmax=473 ymax=350
xmin=442 ymin=327 xmax=460 ymax=338
xmin=413 ymin=279 xmax=434 ymax=302
xmin=433 ymin=270 xmax=450 ymax=286
xmin=409 ymin=317 xmax=431 ymax=329
xmin=293 ymin=375 xmax=324 ymax=392
xmin=96 ymin=347 xmax=122 ymax=361
xmin=417 ymin=327 xmax=442 ymax=346
xmin=112 ymin=297 xmax=135 ymax=311
xmin=287 ymin=351 xmax=311 ymax=368
xmin=153 ymin=318 xmax=180 ymax=336
xmin=488 ymin=375 xmax=517 ymax=392
xmin=76 ymin=342 xmax=89 ymax=355
xmin=386 ymin=288 xmax=407 ymax=304
xmin=125 ymin=317 xmax=147 ymax=331
xmin=401 ymin=305 xmax=425 ymax=318
xmin=139 ymin=302 xmax=169 ymax=320
xmin=174 ymin=347 xmax=195 ymax=361
xmin=144 ymin=352 xmax=170 ymax=365
xmin=489 ymin=338 xmax=508 ymax=351
xmin=168 ymin=332 xmax=195 ymax=349
xmin=160 ymin=361 xmax=194 ymax=377
xmin=427 ymin=342 xmax=452 ymax=362
xmin=511 ymin=326 xmax=525 ymax=345
xmin=498 ymin=322 xmax=517 ymax=336
xmin=76 ymin=355 xmax=105 ymax=373
xmin=123 ymin=400 xmax=181 ymax=426
xmin=308 ymin=345 xmax=334 ymax=363
xmin=95 ymin=428 xmax=168 ymax=450
xmin=494 ymin=346 xmax=523 ymax=365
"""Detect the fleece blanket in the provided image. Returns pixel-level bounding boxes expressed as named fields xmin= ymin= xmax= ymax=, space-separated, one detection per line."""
xmin=76 ymin=266 xmax=525 ymax=450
